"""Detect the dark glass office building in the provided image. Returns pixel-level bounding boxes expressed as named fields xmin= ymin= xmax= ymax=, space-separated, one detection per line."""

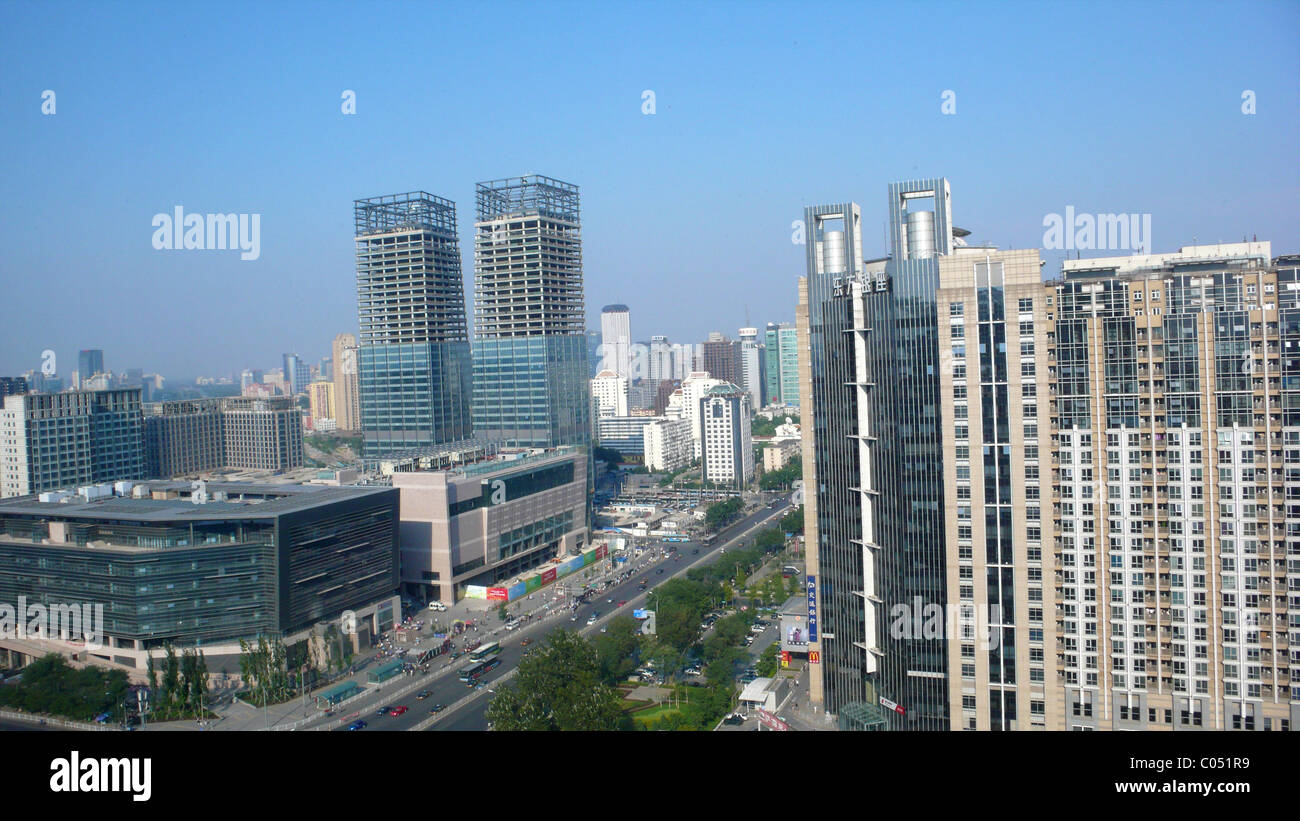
xmin=802 ymin=180 xmax=954 ymax=729
xmin=0 ymin=481 xmax=399 ymax=671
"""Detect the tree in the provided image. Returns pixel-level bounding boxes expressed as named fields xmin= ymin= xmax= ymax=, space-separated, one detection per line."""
xmin=704 ymin=497 xmax=743 ymax=531
xmin=593 ymin=446 xmax=623 ymax=467
xmin=593 ymin=616 xmax=642 ymax=683
xmin=780 ymin=506 xmax=804 ymax=535
xmin=486 ymin=630 xmax=630 ymax=731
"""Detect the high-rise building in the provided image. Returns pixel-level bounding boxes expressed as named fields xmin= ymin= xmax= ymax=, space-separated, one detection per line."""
xmin=936 ymin=247 xmax=1057 ymax=730
xmin=0 ymin=376 xmax=27 ymax=401
xmin=765 ymin=322 xmax=799 ymax=407
xmin=680 ymin=371 xmax=723 ymax=459
xmin=699 ymin=383 xmax=753 ymax=489
xmin=0 ymin=387 xmax=144 ymax=498
xmin=307 ymin=380 xmax=336 ymax=423
xmin=471 ymin=175 xmax=590 ymax=449
xmin=143 ymin=396 xmax=304 ymax=476
xmin=282 ymin=353 xmax=311 ymax=396
xmin=332 ymin=333 xmax=361 ymax=432
xmin=591 ymin=369 xmax=629 ymax=418
xmin=600 ymin=304 xmax=632 ymax=378
xmin=701 ymin=332 xmax=740 ymax=386
xmin=1045 ymin=242 xmax=1296 ymax=731
xmin=78 ymin=349 xmax=104 ymax=389
xmin=738 ymin=326 xmax=765 ymax=410
xmin=799 ymin=181 xmax=955 ymax=729
xmin=355 ymin=192 xmax=473 ymax=459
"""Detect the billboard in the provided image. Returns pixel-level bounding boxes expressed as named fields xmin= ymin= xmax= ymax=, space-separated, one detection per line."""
xmin=785 ymin=624 xmax=809 ymax=646
xmin=805 ymin=575 xmax=818 ymax=642
xmin=525 ymin=575 xmax=542 ymax=593
xmin=486 ymin=587 xmax=508 ymax=601
xmin=464 ymin=585 xmax=488 ymax=600
xmin=541 ymin=568 xmax=557 ymax=585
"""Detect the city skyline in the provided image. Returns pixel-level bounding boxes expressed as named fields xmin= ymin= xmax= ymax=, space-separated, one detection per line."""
xmin=3 ymin=0 xmax=1297 ymax=377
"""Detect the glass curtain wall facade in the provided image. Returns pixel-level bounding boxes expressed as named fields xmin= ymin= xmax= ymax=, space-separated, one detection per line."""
xmin=355 ymin=192 xmax=473 ymax=460
xmin=471 ymin=176 xmax=591 ymax=450
xmin=802 ymin=180 xmax=954 ymax=730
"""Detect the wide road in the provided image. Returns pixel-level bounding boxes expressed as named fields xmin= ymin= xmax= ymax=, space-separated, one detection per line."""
xmin=322 ymin=493 xmax=793 ymax=732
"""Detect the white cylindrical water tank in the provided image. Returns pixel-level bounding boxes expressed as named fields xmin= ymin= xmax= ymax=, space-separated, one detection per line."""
xmin=906 ymin=210 xmax=935 ymax=259
xmin=822 ymin=230 xmax=847 ymax=274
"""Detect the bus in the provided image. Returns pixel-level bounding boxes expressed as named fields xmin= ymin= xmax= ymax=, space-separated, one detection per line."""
xmin=702 ymin=533 xmax=717 ymax=547
xmin=468 ymin=641 xmax=501 ymax=662
xmin=459 ymin=658 xmax=501 ymax=685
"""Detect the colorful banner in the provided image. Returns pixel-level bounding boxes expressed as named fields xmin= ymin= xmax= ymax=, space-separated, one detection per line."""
xmin=507 ymin=582 xmax=526 ymax=600
xmin=464 ymin=585 xmax=488 ymax=600
xmin=487 ymin=587 xmax=508 ymax=601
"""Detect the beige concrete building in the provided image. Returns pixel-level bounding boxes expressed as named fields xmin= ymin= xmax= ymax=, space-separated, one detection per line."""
xmin=392 ymin=447 xmax=588 ymax=604
xmin=1045 ymin=243 xmax=1297 ymax=732
xmin=332 ymin=332 xmax=361 ymax=432
xmin=937 ymin=248 xmax=1061 ymax=730
xmin=307 ymin=379 xmax=335 ymax=423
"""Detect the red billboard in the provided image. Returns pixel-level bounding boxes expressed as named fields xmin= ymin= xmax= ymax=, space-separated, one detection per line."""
xmin=541 ymin=568 xmax=557 ymax=585
xmin=486 ymin=587 xmax=508 ymax=601
xmin=595 ymin=543 xmax=608 ymax=559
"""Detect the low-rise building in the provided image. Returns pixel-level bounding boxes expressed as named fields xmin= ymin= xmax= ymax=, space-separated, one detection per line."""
xmin=0 ymin=480 xmax=400 ymax=677
xmin=392 ymin=447 xmax=588 ymax=604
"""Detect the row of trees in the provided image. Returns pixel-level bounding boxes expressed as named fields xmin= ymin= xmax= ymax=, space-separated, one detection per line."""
xmin=0 ymin=654 xmax=129 ymax=721
xmin=704 ymin=496 xmax=744 ymax=530
xmin=147 ymin=644 xmax=211 ymax=720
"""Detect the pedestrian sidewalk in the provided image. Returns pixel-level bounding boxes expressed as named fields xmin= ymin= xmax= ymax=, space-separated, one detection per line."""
xmin=142 ymin=555 xmax=618 ymax=731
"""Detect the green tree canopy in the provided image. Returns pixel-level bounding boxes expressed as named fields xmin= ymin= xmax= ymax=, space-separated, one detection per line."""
xmin=486 ymin=630 xmax=630 ymax=731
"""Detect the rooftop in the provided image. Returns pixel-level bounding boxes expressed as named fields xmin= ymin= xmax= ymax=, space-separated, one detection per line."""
xmin=0 ymin=480 xmax=393 ymax=523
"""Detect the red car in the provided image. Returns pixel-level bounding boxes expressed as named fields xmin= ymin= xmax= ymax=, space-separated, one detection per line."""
xmin=389 ymin=705 xmax=408 ymax=717
xmin=616 ymin=600 xmax=627 ymax=607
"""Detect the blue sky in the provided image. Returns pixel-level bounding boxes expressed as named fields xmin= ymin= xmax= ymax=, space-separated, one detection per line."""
xmin=1 ymin=0 xmax=1296 ymax=378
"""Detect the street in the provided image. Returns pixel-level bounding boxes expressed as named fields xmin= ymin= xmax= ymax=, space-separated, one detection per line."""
xmin=313 ymin=495 xmax=792 ymax=732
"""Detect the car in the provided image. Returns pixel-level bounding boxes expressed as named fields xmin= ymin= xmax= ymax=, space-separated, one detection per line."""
xmin=449 ymin=651 xmax=463 ymax=660
xmin=375 ymin=705 xmax=391 ymax=716
xmin=616 ymin=600 xmax=627 ymax=607
xmin=600 ymin=626 xmax=608 ymax=633
xmin=656 ymin=568 xmax=664 ymax=575
xmin=607 ymin=597 xmax=613 ymax=603
xmin=586 ymin=616 xmax=598 ymax=626
xmin=692 ymin=549 xmax=699 ymax=555
xmin=521 ymin=637 xmax=533 ymax=646
xmin=570 ymin=614 xmax=579 ymax=621
xmin=389 ymin=705 xmax=408 ymax=716
xmin=416 ymin=690 xmax=432 ymax=700
xmin=722 ymin=714 xmax=745 ymax=726
xmin=429 ymin=703 xmax=446 ymax=714
xmin=348 ymin=720 xmax=368 ymax=730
